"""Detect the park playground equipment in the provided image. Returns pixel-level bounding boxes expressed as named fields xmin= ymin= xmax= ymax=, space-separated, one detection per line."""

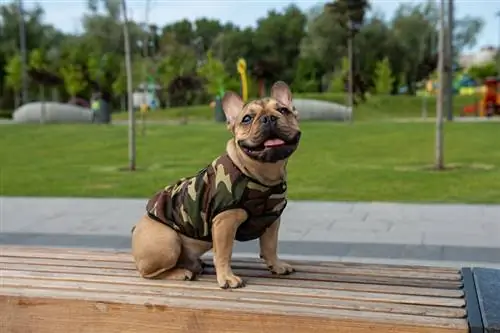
xmin=421 ymin=74 xmax=500 ymax=118
xmin=461 ymin=77 xmax=500 ymax=117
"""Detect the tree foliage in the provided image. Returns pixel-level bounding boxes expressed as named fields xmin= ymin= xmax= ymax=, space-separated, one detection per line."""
xmin=196 ymin=50 xmax=228 ymax=96
xmin=0 ymin=0 xmax=487 ymax=110
xmin=374 ymin=57 xmax=394 ymax=94
xmin=329 ymin=57 xmax=350 ymax=93
xmin=60 ymin=64 xmax=88 ymax=97
xmin=467 ymin=62 xmax=498 ymax=82
xmin=5 ymin=53 xmax=22 ymax=91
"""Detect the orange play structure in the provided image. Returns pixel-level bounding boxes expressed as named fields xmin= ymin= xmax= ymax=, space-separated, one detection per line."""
xmin=462 ymin=77 xmax=500 ymax=117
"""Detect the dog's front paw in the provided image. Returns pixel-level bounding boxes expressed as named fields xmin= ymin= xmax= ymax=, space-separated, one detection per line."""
xmin=268 ymin=260 xmax=295 ymax=275
xmin=217 ymin=272 xmax=246 ymax=289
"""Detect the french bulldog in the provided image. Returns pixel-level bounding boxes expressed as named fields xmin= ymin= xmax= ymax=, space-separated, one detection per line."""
xmin=131 ymin=81 xmax=301 ymax=289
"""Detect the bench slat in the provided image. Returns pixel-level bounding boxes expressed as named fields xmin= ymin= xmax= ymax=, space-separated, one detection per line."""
xmin=0 ymin=256 xmax=462 ymax=280
xmin=1 ymin=277 xmax=466 ymax=318
xmin=0 ymin=270 xmax=465 ymax=307
xmin=1 ymin=246 xmax=460 ymax=273
xmin=2 ymin=260 xmax=464 ymax=289
xmin=0 ymin=246 xmax=470 ymax=333
xmin=2 ymin=268 xmax=464 ymax=298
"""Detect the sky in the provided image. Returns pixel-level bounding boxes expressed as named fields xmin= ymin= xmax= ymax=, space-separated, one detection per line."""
xmin=16 ymin=0 xmax=500 ymax=53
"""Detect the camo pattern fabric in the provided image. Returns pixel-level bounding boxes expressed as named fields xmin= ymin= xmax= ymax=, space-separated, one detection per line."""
xmin=146 ymin=153 xmax=287 ymax=242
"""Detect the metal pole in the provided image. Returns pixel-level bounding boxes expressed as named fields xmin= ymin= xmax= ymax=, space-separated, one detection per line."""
xmin=121 ymin=0 xmax=136 ymax=171
xmin=18 ymin=0 xmax=28 ymax=104
xmin=347 ymin=21 xmax=354 ymax=123
xmin=141 ymin=0 xmax=151 ymax=137
xmin=435 ymin=0 xmax=445 ymax=170
xmin=497 ymin=11 xmax=500 ymax=75
xmin=419 ymin=34 xmax=428 ymax=119
xmin=445 ymin=0 xmax=454 ymax=121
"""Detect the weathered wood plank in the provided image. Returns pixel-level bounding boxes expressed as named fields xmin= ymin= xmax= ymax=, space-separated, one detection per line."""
xmin=0 ymin=256 xmax=462 ymax=280
xmin=0 ymin=272 xmax=465 ymax=308
xmin=0 ymin=245 xmax=460 ymax=273
xmin=2 ymin=269 xmax=464 ymax=298
xmin=1 ymin=277 xmax=466 ymax=318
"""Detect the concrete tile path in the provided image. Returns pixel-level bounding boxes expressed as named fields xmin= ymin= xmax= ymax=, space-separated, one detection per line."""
xmin=1 ymin=196 xmax=499 ymax=267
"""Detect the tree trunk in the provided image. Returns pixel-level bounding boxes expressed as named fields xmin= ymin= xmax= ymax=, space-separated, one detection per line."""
xmin=39 ymin=85 xmax=46 ymax=124
xmin=258 ymin=79 xmax=265 ymax=97
xmin=14 ymin=92 xmax=20 ymax=109
xmin=51 ymin=88 xmax=59 ymax=102
xmin=122 ymin=0 xmax=136 ymax=171
xmin=435 ymin=0 xmax=445 ymax=170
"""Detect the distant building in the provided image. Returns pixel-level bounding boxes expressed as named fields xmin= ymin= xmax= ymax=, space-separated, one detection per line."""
xmin=458 ymin=46 xmax=498 ymax=69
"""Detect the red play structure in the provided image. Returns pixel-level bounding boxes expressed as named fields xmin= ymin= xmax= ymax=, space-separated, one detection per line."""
xmin=462 ymin=77 xmax=500 ymax=117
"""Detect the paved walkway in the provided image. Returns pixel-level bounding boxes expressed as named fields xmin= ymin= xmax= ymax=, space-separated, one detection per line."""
xmin=1 ymin=196 xmax=499 ymax=267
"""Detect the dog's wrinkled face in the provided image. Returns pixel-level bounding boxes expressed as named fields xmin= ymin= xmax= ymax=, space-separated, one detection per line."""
xmin=234 ymin=98 xmax=301 ymax=163
xmin=222 ymin=81 xmax=301 ymax=163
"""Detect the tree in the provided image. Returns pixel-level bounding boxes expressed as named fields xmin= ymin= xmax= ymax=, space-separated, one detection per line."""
xmin=300 ymin=4 xmax=345 ymax=73
xmin=324 ymin=0 xmax=370 ymax=35
xmin=467 ymin=62 xmax=498 ymax=82
xmin=4 ymin=53 xmax=23 ymax=107
xmin=162 ymin=19 xmax=195 ymax=46
xmin=329 ymin=56 xmax=349 ymax=93
xmin=251 ymin=5 xmax=307 ymax=84
xmin=0 ymin=0 xmax=490 ymax=109
xmin=196 ymin=49 xmax=228 ymax=97
xmin=292 ymin=57 xmax=320 ymax=93
xmin=29 ymin=48 xmax=49 ymax=102
xmin=156 ymin=31 xmax=197 ymax=86
xmin=60 ymin=64 xmax=88 ymax=98
xmin=193 ymin=18 xmax=225 ymax=52
xmin=112 ymin=66 xmax=127 ymax=110
xmin=353 ymin=13 xmax=393 ymax=89
xmin=373 ymin=57 xmax=394 ymax=94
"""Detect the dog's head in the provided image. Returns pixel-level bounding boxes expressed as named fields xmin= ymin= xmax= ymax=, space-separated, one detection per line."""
xmin=222 ymin=81 xmax=301 ymax=164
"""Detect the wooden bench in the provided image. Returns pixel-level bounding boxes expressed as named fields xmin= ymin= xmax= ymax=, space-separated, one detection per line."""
xmin=1 ymin=246 xmax=499 ymax=333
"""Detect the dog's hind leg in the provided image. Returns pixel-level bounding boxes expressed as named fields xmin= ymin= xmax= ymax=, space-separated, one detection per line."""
xmin=131 ymin=215 xmax=193 ymax=280
xmin=176 ymin=235 xmax=212 ymax=276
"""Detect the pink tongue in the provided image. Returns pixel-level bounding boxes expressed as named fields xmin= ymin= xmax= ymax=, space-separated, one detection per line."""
xmin=264 ymin=138 xmax=285 ymax=147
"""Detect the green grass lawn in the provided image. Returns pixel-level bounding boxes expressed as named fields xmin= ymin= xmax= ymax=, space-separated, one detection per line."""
xmin=112 ymin=93 xmax=479 ymax=122
xmin=2 ymin=121 xmax=500 ymax=203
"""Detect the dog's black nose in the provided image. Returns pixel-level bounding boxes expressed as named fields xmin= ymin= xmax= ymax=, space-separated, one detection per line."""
xmin=261 ymin=115 xmax=277 ymax=124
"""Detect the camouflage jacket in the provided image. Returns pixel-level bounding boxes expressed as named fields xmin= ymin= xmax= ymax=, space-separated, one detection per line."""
xmin=146 ymin=154 xmax=287 ymax=242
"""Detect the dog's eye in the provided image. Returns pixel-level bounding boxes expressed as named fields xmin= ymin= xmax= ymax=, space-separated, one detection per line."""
xmin=241 ymin=115 xmax=253 ymax=124
xmin=277 ymin=107 xmax=289 ymax=114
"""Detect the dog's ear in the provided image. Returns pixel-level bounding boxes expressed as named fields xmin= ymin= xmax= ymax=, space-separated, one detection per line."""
xmin=222 ymin=91 xmax=244 ymax=129
xmin=271 ymin=81 xmax=293 ymax=109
